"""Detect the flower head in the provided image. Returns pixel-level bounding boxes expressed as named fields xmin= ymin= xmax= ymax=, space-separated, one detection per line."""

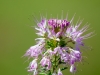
xmin=24 ymin=13 xmax=93 ymax=75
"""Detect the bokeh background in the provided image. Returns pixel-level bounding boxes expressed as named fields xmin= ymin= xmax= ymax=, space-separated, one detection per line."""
xmin=0 ymin=0 xmax=100 ymax=75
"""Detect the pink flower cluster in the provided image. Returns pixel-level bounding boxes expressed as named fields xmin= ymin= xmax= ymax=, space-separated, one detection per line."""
xmin=24 ymin=15 xmax=93 ymax=75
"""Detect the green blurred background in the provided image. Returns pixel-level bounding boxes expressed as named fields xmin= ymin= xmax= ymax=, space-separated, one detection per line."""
xmin=0 ymin=0 xmax=99 ymax=75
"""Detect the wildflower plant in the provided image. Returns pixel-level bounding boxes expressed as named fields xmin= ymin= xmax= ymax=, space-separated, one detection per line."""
xmin=24 ymin=13 xmax=93 ymax=75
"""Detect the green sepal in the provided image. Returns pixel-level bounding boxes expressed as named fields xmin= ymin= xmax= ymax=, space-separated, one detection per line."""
xmin=59 ymin=40 xmax=67 ymax=47
xmin=39 ymin=70 xmax=52 ymax=75
xmin=40 ymin=67 xmax=46 ymax=72
xmin=61 ymin=67 xmax=68 ymax=71
xmin=47 ymin=70 xmax=52 ymax=75
xmin=46 ymin=40 xmax=55 ymax=48
xmin=39 ymin=72 xmax=47 ymax=75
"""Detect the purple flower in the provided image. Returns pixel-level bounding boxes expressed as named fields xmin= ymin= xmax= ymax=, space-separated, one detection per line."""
xmin=48 ymin=19 xmax=70 ymax=38
xmin=24 ymin=38 xmax=45 ymax=58
xmin=70 ymin=64 xmax=76 ymax=73
xmin=58 ymin=69 xmax=63 ymax=75
xmin=40 ymin=57 xmax=51 ymax=70
xmin=61 ymin=52 xmax=70 ymax=62
xmin=69 ymin=48 xmax=81 ymax=65
xmin=53 ymin=47 xmax=60 ymax=54
xmin=33 ymin=69 xmax=38 ymax=75
xmin=35 ymin=19 xmax=47 ymax=36
xmin=70 ymin=56 xmax=76 ymax=65
xmin=66 ymin=22 xmax=93 ymax=50
xmin=28 ymin=59 xmax=37 ymax=72
xmin=70 ymin=48 xmax=81 ymax=60
xmin=24 ymin=44 xmax=44 ymax=58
